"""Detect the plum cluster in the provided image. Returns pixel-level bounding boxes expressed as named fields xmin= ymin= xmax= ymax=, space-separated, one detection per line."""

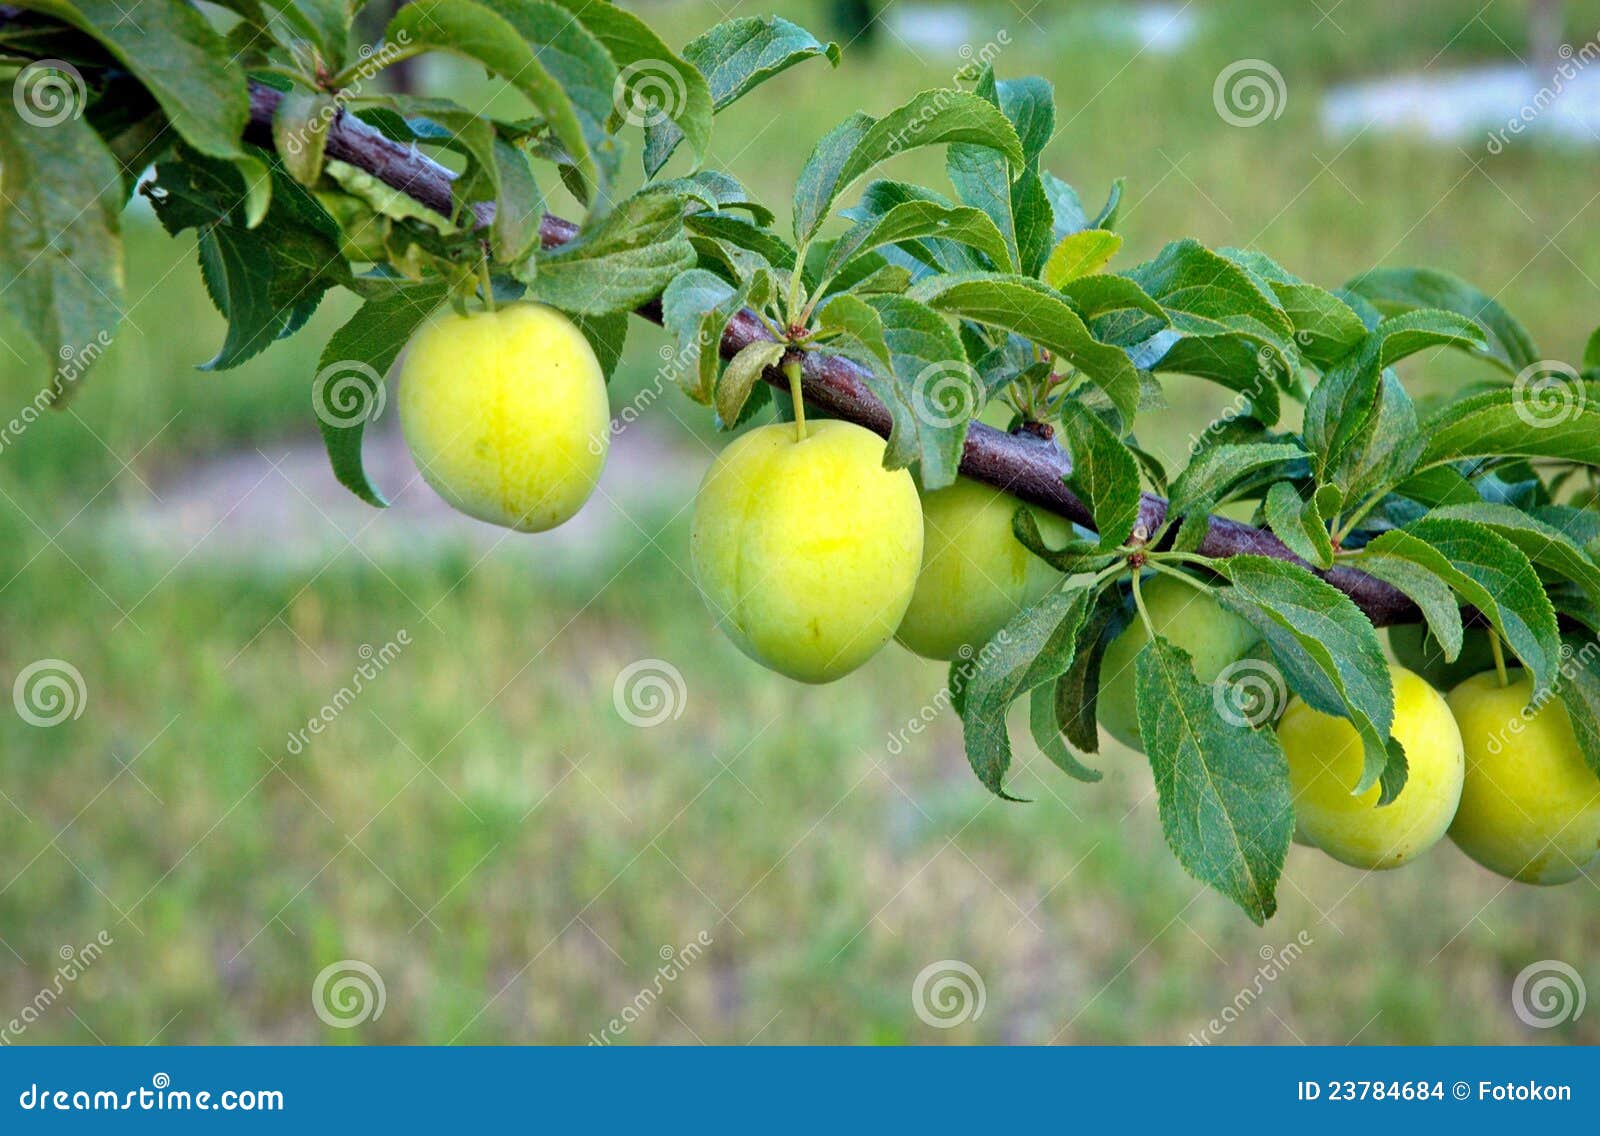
xmin=396 ymin=303 xmax=1598 ymax=889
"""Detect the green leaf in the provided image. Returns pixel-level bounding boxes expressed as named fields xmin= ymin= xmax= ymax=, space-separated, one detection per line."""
xmin=660 ymin=267 xmax=768 ymax=403
xmin=853 ymin=295 xmax=975 ymax=490
xmin=644 ymin=15 xmax=839 ymax=175
xmin=1417 ymin=384 xmax=1600 ymax=469
xmin=1263 ymin=481 xmax=1334 ymax=570
xmin=382 ymin=98 xmax=543 ymax=262
xmin=686 ymin=213 xmax=797 ymax=273
xmin=1011 ymin=509 xmax=1119 ymax=575
xmin=315 ymin=279 xmax=450 ymax=507
xmin=1219 ymin=249 xmax=1367 ymax=367
xmin=1304 ymin=309 xmax=1487 ymax=486
xmin=1055 ymin=401 xmax=1140 ymax=550
xmin=815 ymin=293 xmax=891 ymax=374
xmin=525 ymin=192 xmax=695 ymax=315
xmin=650 ymin=170 xmax=774 ymax=225
xmin=963 ymin=72 xmax=1055 ymax=271
xmin=1057 ymin=275 xmax=1166 ymax=324
xmin=1215 ymin=556 xmax=1397 ymax=796
xmin=32 ymin=0 xmax=247 ymax=157
xmin=715 ymin=340 xmax=786 ymax=427
xmin=1428 ymin=502 xmax=1600 ymax=613
xmin=1392 ymin=466 xmax=1479 ymax=508
xmin=1167 ymin=443 xmax=1307 ymax=519
xmin=271 ymin=90 xmax=334 ymax=186
xmin=1054 ymin=585 xmax=1128 ymax=754
xmin=195 ymin=227 xmax=276 ymax=370
xmin=793 ymin=89 xmax=1024 ymax=245
xmin=1097 ymin=241 xmax=1297 ymax=423
xmin=1556 ymin=639 xmax=1600 ymax=778
xmin=0 ymin=108 xmax=123 ymax=393
xmin=1029 ymin=683 xmax=1101 ymax=783
xmin=571 ymin=311 xmax=628 ymax=382
xmin=1042 ymin=229 xmax=1122 ymax=287
xmin=1134 ymin=637 xmax=1292 ymax=924
xmin=547 ymin=0 xmax=713 ymax=173
xmin=961 ymin=585 xmax=1097 ymax=798
xmin=1346 ymin=266 xmax=1538 ymax=375
xmin=1351 ymin=530 xmax=1467 ymax=663
xmin=258 ymin=0 xmax=351 ymax=69
xmin=1319 ymin=371 xmax=1425 ymax=511
xmin=389 ymin=0 xmax=606 ymax=203
xmin=1402 ymin=516 xmax=1562 ymax=695
xmin=824 ymin=199 xmax=1014 ymax=284
xmin=910 ymin=272 xmax=1140 ymax=425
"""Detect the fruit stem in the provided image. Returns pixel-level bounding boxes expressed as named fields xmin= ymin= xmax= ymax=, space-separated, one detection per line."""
xmin=1130 ymin=569 xmax=1157 ymax=638
xmin=783 ymin=356 xmax=808 ymax=442
xmin=477 ymin=256 xmax=496 ymax=313
xmin=1489 ymin=630 xmax=1510 ymax=687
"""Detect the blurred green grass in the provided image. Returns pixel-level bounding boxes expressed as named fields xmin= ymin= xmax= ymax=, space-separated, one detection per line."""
xmin=1 ymin=0 xmax=1597 ymax=1045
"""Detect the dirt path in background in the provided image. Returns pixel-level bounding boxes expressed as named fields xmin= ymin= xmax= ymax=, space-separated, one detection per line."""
xmin=93 ymin=421 xmax=709 ymax=575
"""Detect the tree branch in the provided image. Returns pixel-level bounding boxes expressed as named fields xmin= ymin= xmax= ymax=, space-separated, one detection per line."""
xmin=242 ymin=82 xmax=1419 ymax=626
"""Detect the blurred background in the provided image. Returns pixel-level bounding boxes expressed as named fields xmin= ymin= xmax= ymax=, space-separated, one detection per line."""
xmin=2 ymin=0 xmax=1598 ymax=1044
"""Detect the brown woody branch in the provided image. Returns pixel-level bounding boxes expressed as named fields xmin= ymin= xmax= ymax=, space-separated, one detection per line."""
xmin=242 ymin=81 xmax=1418 ymax=626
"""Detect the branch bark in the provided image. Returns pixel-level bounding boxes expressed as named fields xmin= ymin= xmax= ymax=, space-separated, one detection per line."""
xmin=243 ymin=82 xmax=1419 ymax=626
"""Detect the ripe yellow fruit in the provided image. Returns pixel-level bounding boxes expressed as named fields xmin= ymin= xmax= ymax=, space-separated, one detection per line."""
xmin=1097 ymin=575 xmax=1261 ymax=750
xmin=1447 ymin=670 xmax=1600 ymax=884
xmin=1277 ymin=664 xmax=1464 ymax=870
xmin=895 ymin=478 xmax=1071 ymax=661
xmin=398 ymin=303 xmax=608 ymax=532
xmin=691 ymin=419 xmax=923 ymax=683
xmin=1388 ymin=624 xmax=1498 ymax=691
